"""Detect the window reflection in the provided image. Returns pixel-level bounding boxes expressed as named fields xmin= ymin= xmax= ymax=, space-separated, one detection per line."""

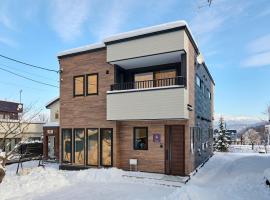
xmin=87 ymin=129 xmax=98 ymax=166
xmin=62 ymin=129 xmax=72 ymax=163
xmin=101 ymin=129 xmax=112 ymax=166
xmin=74 ymin=129 xmax=85 ymax=165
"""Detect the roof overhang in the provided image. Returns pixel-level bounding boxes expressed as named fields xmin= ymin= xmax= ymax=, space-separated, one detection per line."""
xmin=110 ymin=50 xmax=184 ymax=69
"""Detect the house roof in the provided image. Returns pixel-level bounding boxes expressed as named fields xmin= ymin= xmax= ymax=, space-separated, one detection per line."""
xmin=45 ymin=97 xmax=60 ymax=109
xmin=57 ymin=20 xmax=214 ymax=84
xmin=57 ymin=43 xmax=105 ymax=58
xmin=0 ymin=100 xmax=23 ymax=113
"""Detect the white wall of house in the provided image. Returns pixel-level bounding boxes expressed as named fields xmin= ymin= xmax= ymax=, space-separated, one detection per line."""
xmin=47 ymin=100 xmax=60 ymax=123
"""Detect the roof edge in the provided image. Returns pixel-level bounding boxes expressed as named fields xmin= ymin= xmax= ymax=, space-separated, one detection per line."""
xmin=57 ymin=43 xmax=105 ymax=58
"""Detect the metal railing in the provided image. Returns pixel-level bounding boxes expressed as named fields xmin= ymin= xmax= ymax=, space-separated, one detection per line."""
xmin=110 ymin=76 xmax=186 ymax=91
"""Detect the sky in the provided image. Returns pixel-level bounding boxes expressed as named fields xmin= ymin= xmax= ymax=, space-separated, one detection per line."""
xmin=0 ymin=0 xmax=270 ymax=121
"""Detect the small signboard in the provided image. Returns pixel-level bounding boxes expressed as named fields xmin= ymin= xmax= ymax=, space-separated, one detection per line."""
xmin=153 ymin=133 xmax=161 ymax=143
xmin=47 ymin=130 xmax=54 ymax=134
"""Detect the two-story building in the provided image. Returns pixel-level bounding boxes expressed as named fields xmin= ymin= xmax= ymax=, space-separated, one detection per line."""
xmin=57 ymin=21 xmax=215 ymax=175
xmin=43 ymin=97 xmax=60 ymax=160
xmin=0 ymin=100 xmax=44 ymax=152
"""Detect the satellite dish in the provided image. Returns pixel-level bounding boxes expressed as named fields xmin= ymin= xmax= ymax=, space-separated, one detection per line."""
xmin=197 ymin=53 xmax=204 ymax=65
xmin=17 ymin=104 xmax=23 ymax=111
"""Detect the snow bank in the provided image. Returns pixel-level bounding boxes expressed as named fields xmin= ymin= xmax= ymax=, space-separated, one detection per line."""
xmin=0 ymin=162 xmax=180 ymax=200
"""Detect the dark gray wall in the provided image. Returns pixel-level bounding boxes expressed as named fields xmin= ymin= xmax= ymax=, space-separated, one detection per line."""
xmin=194 ymin=63 xmax=213 ymax=167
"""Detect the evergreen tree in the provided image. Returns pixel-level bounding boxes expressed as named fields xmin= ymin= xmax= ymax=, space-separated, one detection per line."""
xmin=215 ymin=117 xmax=230 ymax=152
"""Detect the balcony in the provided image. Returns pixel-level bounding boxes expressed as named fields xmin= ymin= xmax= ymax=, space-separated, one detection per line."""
xmin=106 ymin=76 xmax=188 ymax=121
xmin=110 ymin=76 xmax=186 ymax=91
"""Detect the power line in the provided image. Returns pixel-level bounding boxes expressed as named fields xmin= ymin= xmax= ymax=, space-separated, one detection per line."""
xmin=0 ymin=63 xmax=59 ymax=83
xmin=0 ymin=53 xmax=59 ymax=73
xmin=0 ymin=67 xmax=59 ymax=88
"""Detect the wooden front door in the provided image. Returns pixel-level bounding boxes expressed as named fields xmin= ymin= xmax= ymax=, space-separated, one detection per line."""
xmin=165 ymin=125 xmax=185 ymax=175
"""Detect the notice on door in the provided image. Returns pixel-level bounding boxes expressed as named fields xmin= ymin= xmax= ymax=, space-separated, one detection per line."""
xmin=153 ymin=133 xmax=161 ymax=143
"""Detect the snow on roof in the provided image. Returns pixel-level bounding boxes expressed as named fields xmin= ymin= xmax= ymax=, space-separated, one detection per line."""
xmin=57 ymin=43 xmax=105 ymax=57
xmin=103 ymin=20 xmax=190 ymax=43
xmin=43 ymin=122 xmax=59 ymax=127
xmin=45 ymin=97 xmax=59 ymax=108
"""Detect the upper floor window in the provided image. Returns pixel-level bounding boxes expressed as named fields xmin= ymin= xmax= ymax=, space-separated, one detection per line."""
xmin=196 ymin=75 xmax=201 ymax=88
xmin=55 ymin=112 xmax=59 ymax=119
xmin=86 ymin=74 xmax=98 ymax=95
xmin=74 ymin=75 xmax=85 ymax=96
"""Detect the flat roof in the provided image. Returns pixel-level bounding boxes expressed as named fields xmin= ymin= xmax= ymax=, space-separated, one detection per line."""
xmin=57 ymin=20 xmax=214 ymax=83
xmin=57 ymin=43 xmax=105 ymax=57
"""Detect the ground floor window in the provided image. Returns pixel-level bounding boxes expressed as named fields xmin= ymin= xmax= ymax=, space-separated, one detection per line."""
xmin=133 ymin=127 xmax=148 ymax=150
xmin=62 ymin=129 xmax=72 ymax=163
xmin=87 ymin=128 xmax=98 ymax=166
xmin=74 ymin=129 xmax=85 ymax=165
xmin=100 ymin=128 xmax=113 ymax=166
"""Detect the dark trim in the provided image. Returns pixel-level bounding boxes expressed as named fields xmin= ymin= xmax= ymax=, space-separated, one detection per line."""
xmin=59 ymin=164 xmax=92 ymax=171
xmin=133 ymin=127 xmax=148 ymax=150
xmin=110 ymin=49 xmax=185 ymax=64
xmin=45 ymin=98 xmax=60 ymax=109
xmin=100 ymin=128 xmax=113 ymax=167
xmin=58 ymin=47 xmax=106 ymax=59
xmin=202 ymin=63 xmax=215 ymax=85
xmin=61 ymin=128 xmax=72 ymax=164
xmin=73 ymin=75 xmax=85 ymax=97
xmin=73 ymin=128 xmax=86 ymax=165
xmin=86 ymin=73 xmax=99 ymax=96
xmin=86 ymin=128 xmax=99 ymax=167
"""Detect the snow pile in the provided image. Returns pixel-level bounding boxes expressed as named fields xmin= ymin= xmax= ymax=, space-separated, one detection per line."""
xmin=0 ymin=161 xmax=180 ymax=200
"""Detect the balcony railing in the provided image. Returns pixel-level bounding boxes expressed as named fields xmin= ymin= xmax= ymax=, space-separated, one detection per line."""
xmin=110 ymin=76 xmax=186 ymax=91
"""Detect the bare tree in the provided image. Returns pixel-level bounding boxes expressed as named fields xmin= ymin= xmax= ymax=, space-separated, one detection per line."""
xmin=242 ymin=129 xmax=262 ymax=147
xmin=0 ymin=103 xmax=43 ymax=183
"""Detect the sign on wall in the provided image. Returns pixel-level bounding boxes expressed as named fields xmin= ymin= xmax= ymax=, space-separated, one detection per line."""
xmin=47 ymin=130 xmax=54 ymax=134
xmin=153 ymin=133 xmax=161 ymax=143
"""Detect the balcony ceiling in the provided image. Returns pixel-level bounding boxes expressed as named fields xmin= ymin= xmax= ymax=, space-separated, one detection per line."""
xmin=109 ymin=50 xmax=184 ymax=69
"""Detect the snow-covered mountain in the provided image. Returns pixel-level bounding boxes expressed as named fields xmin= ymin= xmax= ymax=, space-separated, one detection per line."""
xmin=214 ymin=114 xmax=267 ymax=132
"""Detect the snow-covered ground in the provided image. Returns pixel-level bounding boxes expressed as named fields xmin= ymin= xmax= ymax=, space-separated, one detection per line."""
xmin=0 ymin=153 xmax=270 ymax=200
xmin=229 ymin=145 xmax=270 ymax=153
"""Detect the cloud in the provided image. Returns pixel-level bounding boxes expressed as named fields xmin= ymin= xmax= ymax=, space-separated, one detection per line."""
xmin=247 ymin=34 xmax=270 ymax=53
xmin=49 ymin=0 xmax=91 ymax=41
xmin=242 ymin=51 xmax=270 ymax=68
xmin=242 ymin=34 xmax=270 ymax=67
xmin=257 ymin=7 xmax=270 ymax=18
xmin=0 ymin=36 xmax=17 ymax=47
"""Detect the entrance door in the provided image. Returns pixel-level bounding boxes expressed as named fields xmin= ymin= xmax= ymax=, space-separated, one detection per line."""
xmin=48 ymin=136 xmax=55 ymax=159
xmin=165 ymin=125 xmax=185 ymax=175
xmin=100 ymin=128 xmax=113 ymax=167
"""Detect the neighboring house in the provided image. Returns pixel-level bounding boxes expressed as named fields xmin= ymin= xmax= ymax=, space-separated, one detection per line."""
xmin=0 ymin=100 xmax=43 ymax=152
xmin=0 ymin=100 xmax=23 ymax=120
xmin=57 ymin=21 xmax=215 ymax=175
xmin=0 ymin=122 xmax=44 ymax=152
xmin=43 ymin=97 xmax=60 ymax=160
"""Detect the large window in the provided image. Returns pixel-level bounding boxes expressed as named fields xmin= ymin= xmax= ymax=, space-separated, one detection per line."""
xmin=133 ymin=127 xmax=148 ymax=150
xmin=74 ymin=129 xmax=85 ymax=165
xmin=87 ymin=74 xmax=98 ymax=95
xmin=73 ymin=75 xmax=85 ymax=96
xmin=100 ymin=128 xmax=113 ymax=166
xmin=155 ymin=69 xmax=176 ymax=87
xmin=87 ymin=128 xmax=98 ymax=166
xmin=134 ymin=72 xmax=153 ymax=89
xmin=62 ymin=129 xmax=72 ymax=163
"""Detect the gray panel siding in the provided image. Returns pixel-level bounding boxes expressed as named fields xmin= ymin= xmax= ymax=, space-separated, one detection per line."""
xmin=107 ymin=87 xmax=189 ymax=120
xmin=194 ymin=63 xmax=213 ymax=167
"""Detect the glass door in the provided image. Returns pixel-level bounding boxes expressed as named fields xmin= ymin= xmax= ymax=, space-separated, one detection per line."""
xmin=100 ymin=128 xmax=113 ymax=167
xmin=87 ymin=128 xmax=98 ymax=166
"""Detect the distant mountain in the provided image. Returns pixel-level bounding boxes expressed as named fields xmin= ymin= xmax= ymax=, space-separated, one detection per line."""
xmin=214 ymin=114 xmax=267 ymax=132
